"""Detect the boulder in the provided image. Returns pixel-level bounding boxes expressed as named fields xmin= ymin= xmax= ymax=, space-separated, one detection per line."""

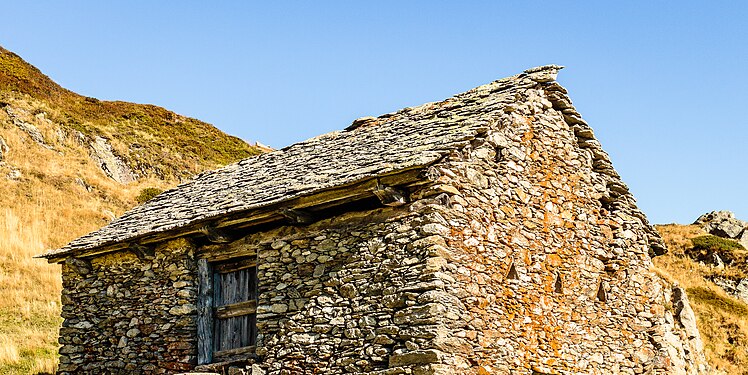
xmin=737 ymin=229 xmax=748 ymax=249
xmin=711 ymin=277 xmax=748 ymax=305
xmin=694 ymin=210 xmax=748 ymax=241
xmin=714 ymin=219 xmax=746 ymax=239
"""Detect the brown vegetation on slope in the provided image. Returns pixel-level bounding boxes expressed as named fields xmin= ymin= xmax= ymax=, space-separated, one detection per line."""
xmin=655 ymin=224 xmax=748 ymax=374
xmin=0 ymin=46 xmax=264 ymax=373
xmin=0 ymin=47 xmax=262 ymax=180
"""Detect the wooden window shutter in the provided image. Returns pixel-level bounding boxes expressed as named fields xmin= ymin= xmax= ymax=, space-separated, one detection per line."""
xmin=197 ymin=257 xmax=257 ymax=364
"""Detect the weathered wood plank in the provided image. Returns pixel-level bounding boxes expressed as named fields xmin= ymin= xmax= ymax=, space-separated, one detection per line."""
xmin=212 ymin=345 xmax=256 ymax=361
xmin=215 ymin=300 xmax=257 ymax=319
xmin=196 ymin=259 xmax=213 ymax=365
xmin=200 ymin=240 xmax=258 ymax=263
xmin=213 ymin=258 xmax=256 ymax=274
xmin=216 ymin=315 xmax=248 ymax=351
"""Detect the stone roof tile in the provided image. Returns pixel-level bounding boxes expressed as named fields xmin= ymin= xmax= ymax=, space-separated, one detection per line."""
xmin=40 ymin=66 xmax=562 ymax=260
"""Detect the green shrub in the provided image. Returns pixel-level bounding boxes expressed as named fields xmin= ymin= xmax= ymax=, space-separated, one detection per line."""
xmin=692 ymin=234 xmax=745 ymax=250
xmin=135 ymin=187 xmax=163 ymax=204
xmin=687 ymin=235 xmax=745 ymax=264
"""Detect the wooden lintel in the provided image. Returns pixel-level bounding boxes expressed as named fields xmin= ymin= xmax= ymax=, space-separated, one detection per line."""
xmin=199 ymin=225 xmax=232 ymax=244
xmin=198 ymin=241 xmax=258 ymax=263
xmin=214 ymin=258 xmax=256 ymax=274
xmin=280 ymin=208 xmax=314 ymax=225
xmin=128 ymin=243 xmax=155 ymax=260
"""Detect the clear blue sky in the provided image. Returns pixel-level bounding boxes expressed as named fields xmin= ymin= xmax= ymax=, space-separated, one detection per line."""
xmin=1 ymin=1 xmax=746 ymax=225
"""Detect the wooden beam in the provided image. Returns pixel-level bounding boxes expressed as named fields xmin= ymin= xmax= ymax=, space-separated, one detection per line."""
xmin=213 ymin=258 xmax=256 ymax=274
xmin=197 ymin=259 xmax=214 ymax=365
xmin=215 ymin=300 xmax=257 ymax=319
xmin=373 ymin=183 xmax=408 ymax=206
xmin=198 ymin=242 xmax=258 ymax=263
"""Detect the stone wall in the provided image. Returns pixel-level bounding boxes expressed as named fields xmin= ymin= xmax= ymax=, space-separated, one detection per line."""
xmin=196 ymin=203 xmax=460 ymax=374
xmin=56 ymin=73 xmax=707 ymax=375
xmin=410 ymin=84 xmax=707 ymax=374
xmin=58 ymin=239 xmax=199 ymax=374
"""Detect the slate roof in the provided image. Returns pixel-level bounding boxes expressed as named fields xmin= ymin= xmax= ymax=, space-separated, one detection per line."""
xmin=40 ymin=65 xmax=562 ymax=261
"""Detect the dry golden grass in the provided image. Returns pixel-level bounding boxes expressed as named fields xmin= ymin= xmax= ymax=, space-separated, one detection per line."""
xmin=0 ymin=46 xmax=265 ymax=373
xmin=0 ymin=105 xmax=177 ymax=374
xmin=655 ymin=224 xmax=748 ymax=375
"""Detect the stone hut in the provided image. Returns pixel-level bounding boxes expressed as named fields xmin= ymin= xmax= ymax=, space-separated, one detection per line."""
xmin=41 ymin=66 xmax=707 ymax=375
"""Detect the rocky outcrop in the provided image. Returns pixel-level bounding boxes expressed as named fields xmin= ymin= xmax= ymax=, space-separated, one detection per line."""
xmin=692 ymin=211 xmax=748 ymax=305
xmin=694 ymin=210 xmax=748 ymax=248
xmin=667 ymin=286 xmax=707 ymax=374
xmin=89 ymin=136 xmax=137 ymax=184
xmin=710 ymin=278 xmax=748 ymax=305
xmin=4 ymin=106 xmax=53 ymax=149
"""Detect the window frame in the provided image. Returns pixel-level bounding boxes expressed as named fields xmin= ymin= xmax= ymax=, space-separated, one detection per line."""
xmin=197 ymin=257 xmax=258 ymax=364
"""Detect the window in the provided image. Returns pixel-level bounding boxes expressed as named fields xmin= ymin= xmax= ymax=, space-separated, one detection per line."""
xmin=197 ymin=257 xmax=257 ymax=364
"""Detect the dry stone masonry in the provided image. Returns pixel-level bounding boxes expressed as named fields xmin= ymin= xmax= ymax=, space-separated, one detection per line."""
xmin=42 ymin=66 xmax=708 ymax=374
xmin=58 ymin=240 xmax=198 ymax=373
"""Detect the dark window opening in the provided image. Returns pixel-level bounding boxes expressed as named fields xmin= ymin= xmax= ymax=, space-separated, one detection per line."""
xmin=596 ymin=281 xmax=607 ymax=302
xmin=554 ymin=273 xmax=563 ymax=293
xmin=506 ymin=262 xmax=518 ymax=280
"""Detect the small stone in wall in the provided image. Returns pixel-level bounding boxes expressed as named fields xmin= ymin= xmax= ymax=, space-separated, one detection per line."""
xmin=313 ymin=264 xmax=326 ymax=277
xmin=72 ymin=321 xmax=93 ymax=329
xmin=169 ymin=304 xmax=196 ymax=316
xmin=270 ymin=304 xmax=288 ymax=313
xmin=126 ymin=328 xmax=140 ymax=338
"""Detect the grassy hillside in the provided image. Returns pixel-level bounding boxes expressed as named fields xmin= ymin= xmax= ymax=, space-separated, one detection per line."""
xmin=0 ymin=46 xmax=261 ymax=179
xmin=0 ymin=46 xmax=264 ymax=374
xmin=654 ymin=224 xmax=748 ymax=374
